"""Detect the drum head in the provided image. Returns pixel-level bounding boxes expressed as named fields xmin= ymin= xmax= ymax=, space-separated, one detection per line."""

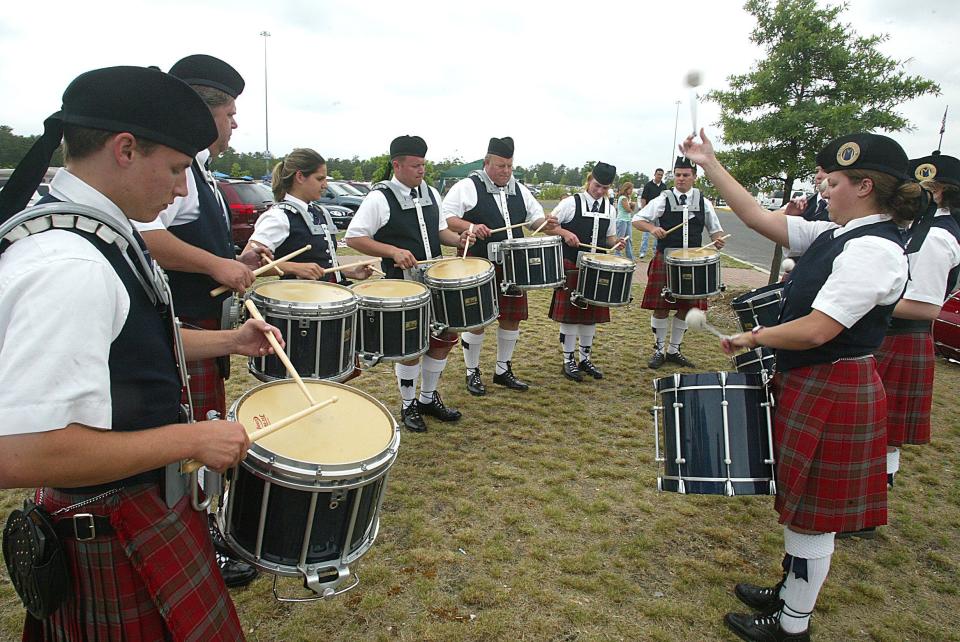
xmin=351 ymin=279 xmax=428 ymax=300
xmin=253 ymin=280 xmax=355 ymax=304
xmin=425 ymin=257 xmax=492 ymax=280
xmin=582 ymin=253 xmax=634 ymax=267
xmin=235 ymin=381 xmax=394 ymax=465
xmin=665 ymin=247 xmax=719 ymax=260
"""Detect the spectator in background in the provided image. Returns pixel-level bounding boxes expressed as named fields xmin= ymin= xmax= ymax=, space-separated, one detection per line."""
xmin=615 ymin=181 xmax=636 ymax=260
xmin=638 ymin=168 xmax=668 ymax=259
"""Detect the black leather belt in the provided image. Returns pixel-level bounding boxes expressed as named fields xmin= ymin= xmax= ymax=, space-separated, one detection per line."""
xmin=53 ymin=514 xmax=114 ymax=541
xmin=887 ymin=318 xmax=932 ymax=335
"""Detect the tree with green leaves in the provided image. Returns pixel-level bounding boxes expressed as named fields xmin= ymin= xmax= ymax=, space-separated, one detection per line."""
xmin=709 ymin=0 xmax=939 ymax=280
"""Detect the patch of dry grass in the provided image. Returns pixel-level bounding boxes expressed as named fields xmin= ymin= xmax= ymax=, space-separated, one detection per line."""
xmin=2 ymin=258 xmax=959 ymax=641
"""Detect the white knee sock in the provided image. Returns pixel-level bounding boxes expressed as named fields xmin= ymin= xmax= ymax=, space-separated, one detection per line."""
xmin=461 ymin=331 xmax=484 ymax=372
xmin=559 ymin=323 xmax=578 ymax=363
xmin=887 ymin=447 xmax=900 ymax=476
xmin=668 ymin=316 xmax=688 ymax=354
xmin=395 ymin=363 xmax=420 ymax=408
xmin=419 ymin=356 xmax=447 ymax=403
xmin=578 ymin=324 xmax=596 ymax=361
xmin=495 ymin=328 xmax=520 ymax=375
xmin=779 ymin=528 xmax=835 ymax=634
xmin=651 ymin=317 xmax=669 ymax=351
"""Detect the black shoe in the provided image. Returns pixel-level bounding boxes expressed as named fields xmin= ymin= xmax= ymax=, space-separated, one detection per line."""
xmin=735 ymin=582 xmax=782 ymax=611
xmin=465 ymin=368 xmax=486 ymax=396
xmin=401 ymin=404 xmax=427 ymax=432
xmin=562 ymin=359 xmax=584 ymax=382
xmin=493 ymin=362 xmax=530 ymax=391
xmin=418 ymin=392 xmax=462 ymax=422
xmin=648 ymin=349 xmax=666 ymax=369
xmin=836 ymin=526 xmax=877 ymax=540
xmin=218 ymin=556 xmax=259 ymax=588
xmin=578 ymin=358 xmax=603 ymax=379
xmin=665 ymin=349 xmax=696 ymax=368
xmin=724 ymin=611 xmax=809 ymax=642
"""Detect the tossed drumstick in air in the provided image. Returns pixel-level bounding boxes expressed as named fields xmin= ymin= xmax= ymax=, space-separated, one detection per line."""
xmin=181 ymin=396 xmax=339 ymax=473
xmin=244 ymin=299 xmax=315 ymax=405
xmin=697 ymin=234 xmax=731 ymax=251
xmin=209 ymin=245 xmax=313 ymax=296
xmin=685 ymin=308 xmax=730 ymax=339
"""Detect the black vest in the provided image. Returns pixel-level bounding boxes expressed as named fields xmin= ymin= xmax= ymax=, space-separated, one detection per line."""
xmin=462 ymin=175 xmax=527 ymax=259
xmin=802 ymin=196 xmax=830 ymax=222
xmin=561 ymin=194 xmax=612 ymax=264
xmin=372 ymin=184 xmax=441 ymax=278
xmin=27 ymin=196 xmax=182 ymax=493
xmin=274 ymin=202 xmax=342 ymax=283
xmin=166 ymin=160 xmax=235 ymax=319
xmin=776 ymin=220 xmax=906 ymax=372
xmin=656 ymin=190 xmax=705 ymax=251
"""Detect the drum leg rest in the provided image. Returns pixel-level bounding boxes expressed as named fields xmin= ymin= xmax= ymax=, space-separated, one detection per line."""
xmin=271 ymin=566 xmax=360 ymax=602
xmin=358 ymin=352 xmax=384 ymax=369
xmin=725 ymin=480 xmax=735 ymax=497
xmin=769 ymin=479 xmax=777 ymax=496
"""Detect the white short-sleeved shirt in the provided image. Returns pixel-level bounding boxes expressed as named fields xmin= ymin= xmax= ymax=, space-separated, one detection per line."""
xmin=632 ymin=188 xmax=723 ymax=235
xmin=786 ymin=214 xmax=908 ymax=328
xmin=441 ymin=172 xmax=544 ymax=227
xmin=249 ymin=194 xmax=312 ymax=251
xmin=345 ymin=177 xmax=447 ymax=239
xmin=902 ymin=209 xmax=960 ymax=305
xmin=134 ymin=149 xmax=216 ymax=232
xmin=0 ymin=169 xmax=133 ymax=435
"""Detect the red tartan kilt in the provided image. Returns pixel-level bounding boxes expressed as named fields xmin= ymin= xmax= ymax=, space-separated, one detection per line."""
xmin=549 ymin=260 xmax=611 ymax=324
xmin=430 ymin=328 xmax=459 ymax=350
xmin=494 ymin=265 xmax=529 ymax=321
xmin=29 ymin=484 xmax=242 ymax=641
xmin=180 ymin=317 xmax=227 ymax=419
xmin=876 ymin=331 xmax=934 ymax=445
xmin=639 ymin=251 xmax=708 ymax=312
xmin=772 ymin=358 xmax=888 ymax=533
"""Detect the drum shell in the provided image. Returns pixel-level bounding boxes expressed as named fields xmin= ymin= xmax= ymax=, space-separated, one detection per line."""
xmin=221 ymin=380 xmax=399 ymax=579
xmin=353 ymin=280 xmax=432 ymax=363
xmin=664 ymin=249 xmax=721 ymax=299
xmin=655 ymin=372 xmax=775 ymax=495
xmin=731 ymin=282 xmax=785 ymax=332
xmin=575 ymin=253 xmax=634 ymax=307
xmin=424 ymin=260 xmax=499 ymax=332
xmin=248 ymin=283 xmax=357 ymax=382
xmin=933 ymin=290 xmax=960 ymax=362
xmin=499 ymin=236 xmax=564 ymax=290
xmin=733 ymin=347 xmax=776 ymax=374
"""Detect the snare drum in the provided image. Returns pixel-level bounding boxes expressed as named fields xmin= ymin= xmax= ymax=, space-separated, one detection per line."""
xmin=575 ymin=253 xmax=634 ymax=307
xmin=248 ymin=281 xmax=357 ymax=382
xmin=933 ymin=290 xmax=960 ymax=362
xmin=351 ymin=279 xmax=431 ymax=364
xmin=731 ymin=282 xmax=785 ymax=332
xmin=220 ymin=379 xmax=399 ymax=599
xmin=653 ymin=372 xmax=776 ymax=496
xmin=497 ymin=236 xmax=564 ymax=290
xmin=733 ymin=347 xmax=776 ymax=375
xmin=663 ymin=247 xmax=722 ymax=299
xmin=423 ymin=257 xmax=499 ymax=332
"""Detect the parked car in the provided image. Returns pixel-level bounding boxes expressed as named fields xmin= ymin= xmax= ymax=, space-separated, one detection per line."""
xmin=217 ymin=179 xmax=274 ymax=249
xmin=346 ymin=181 xmax=371 ymax=194
xmin=312 ymin=202 xmax=354 ymax=231
xmin=317 ymin=181 xmax=364 ymax=212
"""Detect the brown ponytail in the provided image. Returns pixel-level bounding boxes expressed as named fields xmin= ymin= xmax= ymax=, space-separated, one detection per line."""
xmin=271 ymin=148 xmax=326 ymax=201
xmin=844 ymin=169 xmax=924 ymax=226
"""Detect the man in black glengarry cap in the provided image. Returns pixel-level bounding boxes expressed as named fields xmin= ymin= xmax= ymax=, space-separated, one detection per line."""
xmin=0 ymin=65 xmax=283 ymax=640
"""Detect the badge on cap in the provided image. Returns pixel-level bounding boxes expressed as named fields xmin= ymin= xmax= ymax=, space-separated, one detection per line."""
xmin=914 ymin=163 xmax=938 ymax=181
xmin=836 ymin=142 xmax=861 ymax=166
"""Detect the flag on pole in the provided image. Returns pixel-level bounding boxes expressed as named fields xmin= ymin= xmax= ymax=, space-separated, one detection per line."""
xmin=941 ymin=106 xmax=949 ymax=135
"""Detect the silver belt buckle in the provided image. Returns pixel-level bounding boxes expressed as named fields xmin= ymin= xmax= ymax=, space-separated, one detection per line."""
xmin=72 ymin=513 xmax=97 ymax=541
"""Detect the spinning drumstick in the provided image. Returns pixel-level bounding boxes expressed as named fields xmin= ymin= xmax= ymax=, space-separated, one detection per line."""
xmin=684 ymin=308 xmax=730 ymax=339
xmin=244 ymin=299 xmax=316 ymax=405
xmin=697 ymin=234 xmax=731 ymax=251
xmin=181 ymin=396 xmax=339 ymax=473
xmin=210 ymin=245 xmax=313 ymax=296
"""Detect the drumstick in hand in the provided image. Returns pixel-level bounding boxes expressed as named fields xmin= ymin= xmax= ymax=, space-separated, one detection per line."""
xmin=462 ymin=223 xmax=474 ymax=258
xmin=244 ymin=299 xmax=315 ymax=405
xmin=662 ymin=217 xmax=695 ymax=236
xmin=697 ymin=234 xmax=731 ymax=251
xmin=530 ymin=218 xmax=551 ymax=237
xmin=181 ymin=396 xmax=339 ymax=473
xmin=210 ymin=245 xmax=313 ymax=296
xmin=486 ymin=221 xmax=528 ymax=234
xmin=321 ymin=257 xmax=380 ymax=275
xmin=578 ymin=242 xmax=611 ymax=252
xmin=685 ymin=309 xmax=730 ymax=339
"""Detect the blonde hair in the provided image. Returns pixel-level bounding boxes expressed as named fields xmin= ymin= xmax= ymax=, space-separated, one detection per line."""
xmin=617 ymin=181 xmax=634 ymax=198
xmin=271 ymin=148 xmax=325 ymax=201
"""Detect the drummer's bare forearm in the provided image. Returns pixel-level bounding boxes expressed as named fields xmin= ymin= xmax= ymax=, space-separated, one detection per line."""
xmin=439 ymin=229 xmax=461 ymax=246
xmin=893 ymin=299 xmax=942 ymax=321
xmin=181 ymin=327 xmax=237 ymax=360
xmin=751 ymin=311 xmax=843 ymax=351
xmin=633 ymin=219 xmax=656 ymax=233
xmin=445 ymin=216 xmax=470 ymax=233
xmin=345 ymin=236 xmax=395 ymax=259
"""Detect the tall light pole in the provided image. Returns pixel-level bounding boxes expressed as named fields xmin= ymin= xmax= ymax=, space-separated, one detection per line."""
xmin=260 ymin=30 xmax=271 ymax=178
xmin=670 ymin=99 xmax=681 ymax=175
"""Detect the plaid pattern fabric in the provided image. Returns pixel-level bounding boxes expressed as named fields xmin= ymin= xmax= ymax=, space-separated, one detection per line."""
xmin=429 ymin=329 xmax=459 ymax=350
xmin=876 ymin=331 xmax=935 ymax=445
xmin=494 ymin=264 xmax=528 ymax=322
xmin=548 ymin=260 xmax=611 ymax=324
xmin=27 ymin=485 xmax=242 ymax=642
xmin=772 ymin=358 xmax=888 ymax=533
xmin=180 ymin=317 xmax=226 ymax=420
xmin=639 ymin=250 xmax=708 ymax=312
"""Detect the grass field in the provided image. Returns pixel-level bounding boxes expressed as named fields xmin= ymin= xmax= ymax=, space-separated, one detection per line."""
xmin=2 ymin=247 xmax=959 ymax=641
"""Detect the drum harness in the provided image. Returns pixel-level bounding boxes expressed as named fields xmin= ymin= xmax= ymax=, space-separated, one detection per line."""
xmin=570 ymin=193 xmax=610 ymax=309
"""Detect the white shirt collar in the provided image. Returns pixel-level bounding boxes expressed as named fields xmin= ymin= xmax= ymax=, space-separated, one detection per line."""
xmin=834 ymin=213 xmax=893 ymax=237
xmin=672 ymin=187 xmax=692 ymax=198
xmin=390 ymin=176 xmax=420 ymax=196
xmin=48 ymin=168 xmax=133 ymax=233
xmin=196 ymin=148 xmax=211 ymax=166
xmin=283 ymin=193 xmax=309 ymax=210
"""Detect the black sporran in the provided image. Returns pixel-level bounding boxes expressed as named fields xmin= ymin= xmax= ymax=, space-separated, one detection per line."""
xmin=2 ymin=499 xmax=71 ymax=619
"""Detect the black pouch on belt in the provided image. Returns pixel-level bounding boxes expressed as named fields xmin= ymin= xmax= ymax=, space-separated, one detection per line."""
xmin=2 ymin=499 xmax=71 ymax=619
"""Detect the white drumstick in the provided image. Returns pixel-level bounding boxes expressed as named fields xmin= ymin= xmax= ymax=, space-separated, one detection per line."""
xmin=685 ymin=308 xmax=729 ymax=339
xmin=685 ymin=70 xmax=702 ymax=138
